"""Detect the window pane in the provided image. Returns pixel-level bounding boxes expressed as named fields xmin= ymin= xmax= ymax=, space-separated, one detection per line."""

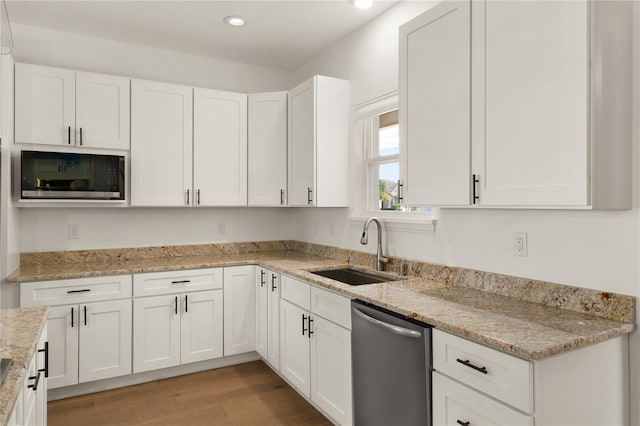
xmin=379 ymin=162 xmax=399 ymax=210
xmin=379 ymin=124 xmax=399 ymax=156
xmin=378 ymin=109 xmax=399 ymax=157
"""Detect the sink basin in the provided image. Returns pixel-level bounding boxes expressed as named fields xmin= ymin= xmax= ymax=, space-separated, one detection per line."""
xmin=310 ymin=268 xmax=402 ymax=286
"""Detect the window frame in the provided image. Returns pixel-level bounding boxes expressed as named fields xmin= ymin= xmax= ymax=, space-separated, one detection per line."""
xmin=351 ymin=92 xmax=436 ymax=228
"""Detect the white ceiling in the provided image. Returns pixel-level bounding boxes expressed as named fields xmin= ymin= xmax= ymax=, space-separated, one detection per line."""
xmin=5 ymin=1 xmax=398 ymax=71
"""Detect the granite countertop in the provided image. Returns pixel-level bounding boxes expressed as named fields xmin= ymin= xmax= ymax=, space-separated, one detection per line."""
xmin=7 ymin=248 xmax=635 ymax=361
xmin=0 ymin=306 xmax=48 ymax=426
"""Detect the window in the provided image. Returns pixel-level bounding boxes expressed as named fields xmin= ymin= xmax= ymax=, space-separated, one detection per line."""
xmin=352 ymin=93 xmax=433 ymax=225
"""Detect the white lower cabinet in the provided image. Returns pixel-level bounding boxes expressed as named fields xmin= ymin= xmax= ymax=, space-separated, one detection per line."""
xmin=256 ymin=268 xmax=281 ymax=370
xmin=224 ymin=266 xmax=256 ymax=356
xmin=433 ymin=372 xmax=532 ymax=426
xmin=8 ymin=323 xmax=48 ymax=426
xmin=21 ymin=275 xmax=134 ymax=390
xmin=433 ymin=328 xmax=629 ymax=426
xmin=46 ymin=300 xmax=132 ymax=388
xmin=133 ymin=268 xmax=224 ymax=373
xmin=279 ymin=276 xmax=352 ymax=425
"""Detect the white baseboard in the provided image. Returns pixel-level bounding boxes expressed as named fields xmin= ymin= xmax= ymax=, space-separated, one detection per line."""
xmin=48 ymin=352 xmax=261 ymax=401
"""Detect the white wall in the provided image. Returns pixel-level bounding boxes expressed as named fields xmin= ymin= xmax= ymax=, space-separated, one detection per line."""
xmin=291 ymin=0 xmax=640 ymax=297
xmin=11 ymin=23 xmax=290 ymax=92
xmin=19 ymin=207 xmax=294 ymax=252
xmin=3 ymin=22 xmax=294 ymax=306
xmin=291 ymin=1 xmax=640 ymax=423
xmin=10 ymin=21 xmax=295 ymax=253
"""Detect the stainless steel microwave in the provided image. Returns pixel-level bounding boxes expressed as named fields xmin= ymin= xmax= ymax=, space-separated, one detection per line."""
xmin=21 ymin=151 xmax=125 ymax=200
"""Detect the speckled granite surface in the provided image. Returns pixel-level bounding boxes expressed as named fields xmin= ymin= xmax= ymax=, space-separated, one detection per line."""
xmin=0 ymin=306 xmax=47 ymax=426
xmin=7 ymin=241 xmax=635 ymax=361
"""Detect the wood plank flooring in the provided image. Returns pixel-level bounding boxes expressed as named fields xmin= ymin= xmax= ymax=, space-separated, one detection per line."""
xmin=48 ymin=361 xmax=332 ymax=426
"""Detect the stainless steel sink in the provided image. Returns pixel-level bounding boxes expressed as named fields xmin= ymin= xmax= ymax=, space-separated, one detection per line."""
xmin=310 ymin=268 xmax=402 ymax=286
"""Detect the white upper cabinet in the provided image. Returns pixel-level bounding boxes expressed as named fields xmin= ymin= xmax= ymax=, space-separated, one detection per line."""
xmin=15 ymin=63 xmax=130 ymax=150
xmin=248 ymin=92 xmax=287 ymax=206
xmin=288 ymin=75 xmax=349 ymax=207
xmin=400 ymin=1 xmax=632 ymax=209
xmin=399 ymin=1 xmax=470 ymax=206
xmin=193 ymin=88 xmax=247 ymax=206
xmin=76 ymin=72 xmax=130 ymax=150
xmin=131 ymin=79 xmax=193 ymax=206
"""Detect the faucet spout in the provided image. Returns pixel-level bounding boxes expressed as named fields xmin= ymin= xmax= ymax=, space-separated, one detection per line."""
xmin=360 ymin=217 xmax=389 ymax=271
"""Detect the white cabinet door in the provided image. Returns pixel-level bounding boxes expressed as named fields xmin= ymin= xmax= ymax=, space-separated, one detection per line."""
xmin=15 ymin=63 xmax=75 ymax=146
xmin=23 ymin=355 xmax=38 ymax=426
xmin=255 ymin=268 xmax=269 ymax=359
xmin=248 ymin=92 xmax=287 ymax=206
xmin=6 ymin=387 xmax=23 ymax=426
xmin=181 ymin=290 xmax=224 ymax=364
xmin=287 ymin=76 xmax=349 ymax=207
xmin=76 ymin=71 xmax=130 ymax=150
xmin=79 ymin=299 xmax=132 ymax=383
xmin=399 ymin=1 xmax=471 ymax=206
xmin=133 ymin=295 xmax=181 ymax=373
xmin=288 ymin=78 xmax=315 ymax=206
xmin=223 ymin=266 xmax=256 ymax=356
xmin=193 ymin=88 xmax=247 ymax=206
xmin=279 ymin=299 xmax=311 ymax=397
xmin=310 ymin=316 xmax=352 ymax=426
xmin=131 ymin=80 xmax=193 ymax=206
xmin=47 ymin=305 xmax=78 ymax=389
xmin=36 ymin=325 xmax=48 ymax=426
xmin=471 ymin=1 xmax=588 ymax=206
xmin=433 ymin=372 xmax=533 ymax=426
xmin=267 ymin=270 xmax=280 ymax=370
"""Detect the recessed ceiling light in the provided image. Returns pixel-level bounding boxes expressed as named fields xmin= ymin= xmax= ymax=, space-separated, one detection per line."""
xmin=353 ymin=0 xmax=373 ymax=9
xmin=224 ymin=16 xmax=245 ymax=27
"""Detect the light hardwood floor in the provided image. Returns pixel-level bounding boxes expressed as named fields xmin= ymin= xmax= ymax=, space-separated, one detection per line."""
xmin=48 ymin=361 xmax=332 ymax=425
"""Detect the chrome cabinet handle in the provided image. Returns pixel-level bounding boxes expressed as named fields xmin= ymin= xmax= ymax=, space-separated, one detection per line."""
xmin=71 ymin=307 xmax=74 ymax=328
xmin=307 ymin=187 xmax=313 ymax=204
xmin=79 ymin=127 xmax=83 ymax=146
xmin=174 ymin=296 xmax=178 ymax=315
xmin=271 ymin=274 xmax=277 ymax=292
xmin=68 ymin=126 xmax=71 ymax=145
xmin=67 ymin=289 xmax=91 ymax=294
xmin=260 ymin=270 xmax=266 ymax=287
xmin=186 ymin=189 xmax=190 ymax=206
xmin=457 ymin=420 xmax=470 ymax=426
xmin=185 ymin=294 xmax=188 ymax=313
xmin=197 ymin=189 xmax=201 ymax=205
xmin=353 ymin=307 xmax=421 ymax=338
xmin=171 ymin=280 xmax=190 ymax=284
xmin=308 ymin=316 xmax=314 ymax=338
xmin=280 ymin=189 xmax=285 ymax=205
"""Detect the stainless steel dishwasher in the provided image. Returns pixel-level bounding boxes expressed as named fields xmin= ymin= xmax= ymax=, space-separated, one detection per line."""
xmin=351 ymin=299 xmax=432 ymax=426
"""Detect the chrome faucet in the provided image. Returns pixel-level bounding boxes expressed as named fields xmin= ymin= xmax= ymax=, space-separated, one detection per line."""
xmin=360 ymin=217 xmax=389 ymax=271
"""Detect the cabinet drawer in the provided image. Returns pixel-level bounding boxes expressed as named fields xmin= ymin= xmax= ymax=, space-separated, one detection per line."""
xmin=21 ymin=275 xmax=133 ymax=307
xmin=433 ymin=329 xmax=532 ymax=413
xmin=133 ymin=268 xmax=222 ymax=297
xmin=311 ymin=286 xmax=351 ymax=330
xmin=433 ymin=372 xmax=533 ymax=426
xmin=281 ymin=275 xmax=310 ymax=310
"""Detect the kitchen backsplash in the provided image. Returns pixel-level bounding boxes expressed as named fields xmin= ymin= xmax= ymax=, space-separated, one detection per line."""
xmin=20 ymin=240 xmax=634 ymax=323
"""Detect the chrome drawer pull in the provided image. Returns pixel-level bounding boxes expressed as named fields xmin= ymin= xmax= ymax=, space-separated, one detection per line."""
xmin=171 ymin=280 xmax=191 ymax=284
xmin=456 ymin=420 xmax=470 ymax=426
xmin=456 ymin=358 xmax=488 ymax=374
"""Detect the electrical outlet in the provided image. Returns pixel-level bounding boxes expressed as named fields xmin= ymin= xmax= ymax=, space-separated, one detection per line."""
xmin=513 ymin=232 xmax=528 ymax=257
xmin=329 ymin=221 xmax=336 ymax=236
xmin=68 ymin=224 xmax=80 ymax=240
xmin=217 ymin=222 xmax=226 ymax=234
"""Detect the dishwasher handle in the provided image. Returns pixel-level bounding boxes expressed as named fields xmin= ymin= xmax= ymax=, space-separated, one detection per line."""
xmin=353 ymin=307 xmax=422 ymax=338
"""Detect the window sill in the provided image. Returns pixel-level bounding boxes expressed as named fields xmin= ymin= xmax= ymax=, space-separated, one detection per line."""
xmin=348 ymin=214 xmax=437 ymax=235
